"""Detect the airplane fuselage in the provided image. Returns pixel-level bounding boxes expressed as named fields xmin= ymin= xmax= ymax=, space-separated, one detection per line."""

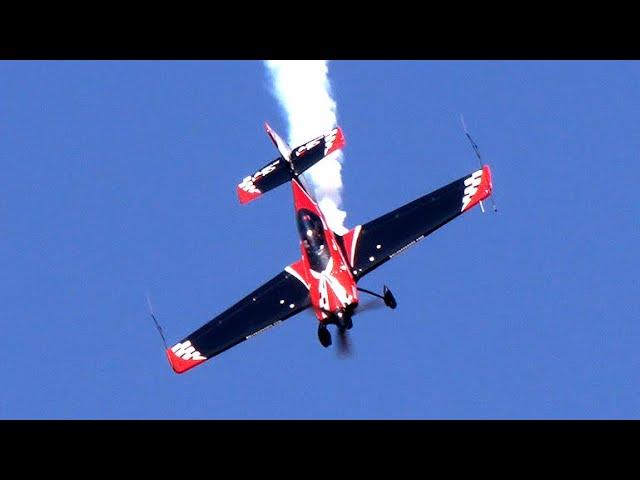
xmin=289 ymin=177 xmax=358 ymax=325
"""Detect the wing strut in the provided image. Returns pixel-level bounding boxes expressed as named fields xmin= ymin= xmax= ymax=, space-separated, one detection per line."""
xmin=460 ymin=114 xmax=498 ymax=213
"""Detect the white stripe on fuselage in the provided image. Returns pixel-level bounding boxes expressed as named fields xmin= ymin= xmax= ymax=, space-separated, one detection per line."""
xmin=349 ymin=225 xmax=362 ymax=267
xmin=309 ymin=258 xmax=352 ymax=313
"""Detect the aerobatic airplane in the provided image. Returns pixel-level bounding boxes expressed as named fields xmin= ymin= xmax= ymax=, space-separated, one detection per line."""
xmin=163 ymin=123 xmax=493 ymax=373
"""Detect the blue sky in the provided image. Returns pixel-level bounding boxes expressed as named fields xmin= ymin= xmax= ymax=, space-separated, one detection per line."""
xmin=1 ymin=60 xmax=638 ymax=419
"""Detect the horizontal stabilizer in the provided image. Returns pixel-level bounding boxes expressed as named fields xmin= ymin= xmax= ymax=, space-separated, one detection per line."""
xmin=236 ymin=124 xmax=346 ymax=205
xmin=237 ymin=157 xmax=293 ymax=204
xmin=290 ymin=126 xmax=345 ymax=173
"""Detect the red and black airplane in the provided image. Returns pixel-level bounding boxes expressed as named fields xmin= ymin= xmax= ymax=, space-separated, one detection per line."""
xmin=164 ymin=123 xmax=493 ymax=373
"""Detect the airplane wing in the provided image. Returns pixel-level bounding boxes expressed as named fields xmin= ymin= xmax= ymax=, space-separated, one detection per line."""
xmin=342 ymin=165 xmax=493 ymax=280
xmin=166 ymin=264 xmax=310 ymax=374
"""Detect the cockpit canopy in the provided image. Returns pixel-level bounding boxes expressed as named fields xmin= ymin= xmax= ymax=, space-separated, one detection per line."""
xmin=296 ymin=208 xmax=331 ymax=272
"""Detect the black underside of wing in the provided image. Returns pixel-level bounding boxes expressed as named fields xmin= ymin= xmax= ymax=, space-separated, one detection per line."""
xmin=290 ymin=136 xmax=331 ymax=174
xmin=181 ymin=271 xmax=310 ymax=360
xmin=352 ymin=172 xmax=473 ymax=279
xmin=253 ymin=157 xmax=295 ymax=194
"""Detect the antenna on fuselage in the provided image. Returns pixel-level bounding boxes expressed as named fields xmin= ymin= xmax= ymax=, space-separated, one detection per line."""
xmin=460 ymin=114 xmax=497 ymax=213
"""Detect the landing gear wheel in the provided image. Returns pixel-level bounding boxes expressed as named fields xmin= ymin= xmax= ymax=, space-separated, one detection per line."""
xmin=318 ymin=324 xmax=332 ymax=348
xmin=383 ymin=285 xmax=397 ymax=309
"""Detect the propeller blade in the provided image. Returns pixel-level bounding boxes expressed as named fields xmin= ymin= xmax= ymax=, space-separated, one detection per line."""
xmin=335 ymin=328 xmax=353 ymax=358
xmin=146 ymin=293 xmax=168 ymax=349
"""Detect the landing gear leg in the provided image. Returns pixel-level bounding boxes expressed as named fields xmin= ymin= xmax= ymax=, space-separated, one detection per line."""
xmin=358 ymin=285 xmax=398 ymax=309
xmin=318 ymin=324 xmax=332 ymax=348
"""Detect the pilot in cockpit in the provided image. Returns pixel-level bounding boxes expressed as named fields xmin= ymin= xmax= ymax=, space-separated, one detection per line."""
xmin=301 ymin=214 xmax=326 ymax=254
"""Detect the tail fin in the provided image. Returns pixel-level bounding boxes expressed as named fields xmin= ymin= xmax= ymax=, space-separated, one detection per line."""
xmin=236 ymin=123 xmax=346 ymax=205
xmin=265 ymin=122 xmax=293 ymax=163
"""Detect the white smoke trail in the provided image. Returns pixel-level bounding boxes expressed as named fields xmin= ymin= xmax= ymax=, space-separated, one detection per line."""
xmin=264 ymin=60 xmax=348 ymax=234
